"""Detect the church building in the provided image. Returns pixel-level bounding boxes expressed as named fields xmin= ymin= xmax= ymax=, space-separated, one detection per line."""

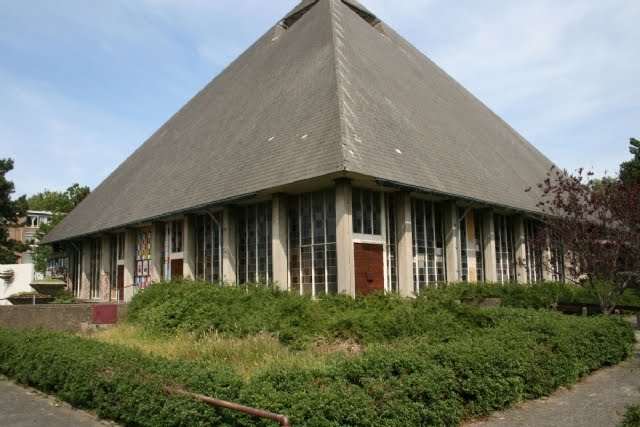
xmin=42 ymin=0 xmax=561 ymax=302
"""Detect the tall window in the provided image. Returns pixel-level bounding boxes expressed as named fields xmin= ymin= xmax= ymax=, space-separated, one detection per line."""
xmin=525 ymin=219 xmax=543 ymax=283
xmin=289 ymin=190 xmax=337 ymax=296
xmin=412 ymin=199 xmax=446 ymax=291
xmin=238 ymin=202 xmax=272 ymax=283
xmin=134 ymin=227 xmax=152 ymax=288
xmin=109 ymin=235 xmax=118 ymax=299
xmin=550 ymin=236 xmax=566 ymax=283
xmin=89 ymin=239 xmax=101 ymax=299
xmin=117 ymin=233 xmax=125 ymax=261
xmin=353 ymin=189 xmax=382 ymax=235
xmin=385 ymin=194 xmax=398 ymax=293
xmin=195 ymin=213 xmax=222 ymax=283
xmin=495 ymin=214 xmax=516 ymax=283
xmin=460 ymin=211 xmax=485 ymax=282
xmin=163 ymin=220 xmax=185 ymax=279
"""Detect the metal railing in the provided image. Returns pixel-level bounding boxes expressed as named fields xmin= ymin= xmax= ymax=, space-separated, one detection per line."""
xmin=165 ymin=386 xmax=291 ymax=426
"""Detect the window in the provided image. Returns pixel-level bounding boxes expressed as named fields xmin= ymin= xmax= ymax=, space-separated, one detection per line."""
xmin=385 ymin=193 xmax=398 ymax=293
xmin=195 ymin=213 xmax=223 ymax=283
xmin=171 ymin=220 xmax=184 ymax=253
xmin=459 ymin=211 xmax=484 ymax=282
xmin=352 ymin=189 xmax=382 ymax=235
xmin=412 ymin=199 xmax=446 ymax=291
xmin=550 ymin=236 xmax=566 ymax=283
xmin=495 ymin=214 xmax=516 ymax=283
xmin=116 ymin=233 xmax=125 ymax=261
xmin=134 ymin=227 xmax=152 ymax=288
xmin=525 ymin=220 xmax=543 ymax=283
xmin=89 ymin=239 xmax=101 ymax=299
xmin=238 ymin=202 xmax=272 ymax=283
xmin=26 ymin=215 xmax=39 ymax=228
xmin=109 ymin=235 xmax=118 ymax=298
xmin=289 ymin=190 xmax=337 ymax=296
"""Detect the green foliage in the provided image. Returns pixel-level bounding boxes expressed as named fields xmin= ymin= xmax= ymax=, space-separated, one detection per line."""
xmin=420 ymin=282 xmax=640 ymax=310
xmin=620 ymin=137 xmax=640 ymax=185
xmin=27 ymin=183 xmax=90 ymax=272
xmin=0 ymin=158 xmax=28 ymax=264
xmin=0 ymin=304 xmax=634 ymax=426
xmin=620 ymin=405 xmax=640 ymax=427
xmin=52 ymin=289 xmax=77 ymax=304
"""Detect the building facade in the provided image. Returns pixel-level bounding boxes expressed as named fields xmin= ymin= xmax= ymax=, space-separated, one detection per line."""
xmin=8 ymin=210 xmax=52 ymax=265
xmin=42 ymin=0 xmax=564 ymax=301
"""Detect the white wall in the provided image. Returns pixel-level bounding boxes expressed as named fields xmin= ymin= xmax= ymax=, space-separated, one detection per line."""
xmin=0 ymin=264 xmax=35 ymax=305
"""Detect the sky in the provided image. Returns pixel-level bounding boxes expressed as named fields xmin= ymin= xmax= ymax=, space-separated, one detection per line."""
xmin=0 ymin=0 xmax=638 ymax=197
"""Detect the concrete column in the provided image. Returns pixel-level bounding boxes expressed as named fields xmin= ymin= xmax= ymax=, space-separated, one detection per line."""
xmin=465 ymin=212 xmax=478 ymax=283
xmin=482 ymin=211 xmax=498 ymax=282
xmin=335 ymin=179 xmax=355 ymax=296
xmin=514 ymin=215 xmax=528 ymax=283
xmin=443 ymin=202 xmax=460 ymax=283
xmin=542 ymin=237 xmax=554 ymax=282
xmin=183 ymin=216 xmax=196 ymax=279
xmin=80 ymin=240 xmax=91 ymax=300
xmin=396 ymin=192 xmax=414 ymax=297
xmin=99 ymin=237 xmax=111 ymax=301
xmin=272 ymin=194 xmax=289 ymax=290
xmin=150 ymin=222 xmax=164 ymax=282
xmin=123 ymin=229 xmax=136 ymax=301
xmin=222 ymin=207 xmax=238 ymax=284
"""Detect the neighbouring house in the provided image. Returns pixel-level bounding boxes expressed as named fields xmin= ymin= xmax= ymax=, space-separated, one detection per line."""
xmin=8 ymin=210 xmax=52 ymax=265
xmin=41 ymin=0 xmax=565 ymax=303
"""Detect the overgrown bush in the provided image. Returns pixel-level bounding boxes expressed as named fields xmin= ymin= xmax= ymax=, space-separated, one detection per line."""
xmin=620 ymin=405 xmax=640 ymax=427
xmin=420 ymin=281 xmax=640 ymax=310
xmin=0 ymin=280 xmax=635 ymax=426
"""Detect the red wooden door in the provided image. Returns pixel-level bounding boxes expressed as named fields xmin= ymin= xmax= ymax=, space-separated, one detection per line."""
xmin=354 ymin=243 xmax=384 ymax=295
xmin=117 ymin=265 xmax=124 ymax=302
xmin=171 ymin=259 xmax=184 ymax=278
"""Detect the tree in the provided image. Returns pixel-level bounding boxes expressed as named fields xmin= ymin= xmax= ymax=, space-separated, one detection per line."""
xmin=620 ymin=137 xmax=640 ymax=185
xmin=28 ymin=184 xmax=90 ymax=272
xmin=529 ymin=166 xmax=640 ymax=314
xmin=0 ymin=159 xmax=28 ymax=264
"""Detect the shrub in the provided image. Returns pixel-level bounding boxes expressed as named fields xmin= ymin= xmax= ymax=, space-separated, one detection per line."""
xmin=620 ymin=405 xmax=640 ymax=427
xmin=1 ymin=280 xmax=635 ymax=426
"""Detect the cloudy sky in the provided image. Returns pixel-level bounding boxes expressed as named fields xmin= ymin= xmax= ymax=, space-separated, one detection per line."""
xmin=1 ymin=0 xmax=638 ymax=197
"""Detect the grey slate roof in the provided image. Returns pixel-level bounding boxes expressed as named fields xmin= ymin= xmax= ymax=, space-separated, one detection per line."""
xmin=43 ymin=0 xmax=554 ymax=244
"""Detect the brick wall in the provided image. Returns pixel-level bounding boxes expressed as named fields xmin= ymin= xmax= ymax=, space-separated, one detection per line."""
xmin=0 ymin=304 xmax=128 ymax=333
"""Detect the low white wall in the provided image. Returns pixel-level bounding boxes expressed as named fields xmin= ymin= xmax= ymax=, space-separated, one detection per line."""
xmin=0 ymin=264 xmax=35 ymax=305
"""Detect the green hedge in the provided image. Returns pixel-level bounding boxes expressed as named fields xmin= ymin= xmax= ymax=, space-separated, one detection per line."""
xmin=0 ymin=307 xmax=635 ymax=426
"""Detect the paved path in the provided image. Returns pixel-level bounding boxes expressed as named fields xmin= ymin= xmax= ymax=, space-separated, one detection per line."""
xmin=469 ymin=331 xmax=640 ymax=427
xmin=0 ymin=377 xmax=111 ymax=427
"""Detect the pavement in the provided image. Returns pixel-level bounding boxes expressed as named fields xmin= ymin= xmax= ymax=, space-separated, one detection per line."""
xmin=0 ymin=378 xmax=112 ymax=427
xmin=468 ymin=330 xmax=640 ymax=427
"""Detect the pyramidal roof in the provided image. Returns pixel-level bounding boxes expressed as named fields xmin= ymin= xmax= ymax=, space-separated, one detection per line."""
xmin=43 ymin=0 xmax=554 ymax=243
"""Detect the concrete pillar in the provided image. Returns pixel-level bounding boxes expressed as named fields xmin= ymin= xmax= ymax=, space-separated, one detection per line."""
xmin=272 ymin=194 xmax=289 ymax=290
xmin=443 ymin=202 xmax=460 ymax=283
xmin=150 ymin=222 xmax=164 ymax=282
xmin=99 ymin=237 xmax=111 ymax=301
xmin=183 ymin=216 xmax=196 ymax=279
xmin=222 ymin=207 xmax=238 ymax=284
xmin=80 ymin=240 xmax=91 ymax=300
xmin=335 ymin=179 xmax=355 ymax=296
xmin=465 ymin=212 xmax=478 ymax=283
xmin=514 ymin=216 xmax=528 ymax=283
xmin=396 ymin=192 xmax=414 ymax=297
xmin=542 ymin=237 xmax=554 ymax=282
xmin=123 ymin=229 xmax=136 ymax=301
xmin=482 ymin=211 xmax=498 ymax=282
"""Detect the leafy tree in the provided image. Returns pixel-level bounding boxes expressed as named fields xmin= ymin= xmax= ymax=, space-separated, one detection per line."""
xmin=529 ymin=167 xmax=640 ymax=314
xmin=0 ymin=159 xmax=28 ymax=264
xmin=28 ymin=184 xmax=90 ymax=272
xmin=620 ymin=137 xmax=640 ymax=185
